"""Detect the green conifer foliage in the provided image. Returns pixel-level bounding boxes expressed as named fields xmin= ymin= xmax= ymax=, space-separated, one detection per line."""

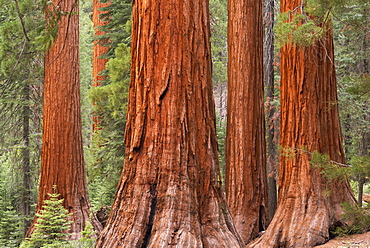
xmin=0 ymin=206 xmax=22 ymax=248
xmin=97 ymin=0 xmax=132 ymax=59
xmin=0 ymin=154 xmax=23 ymax=247
xmin=0 ymin=0 xmax=44 ymax=236
xmin=21 ymin=186 xmax=73 ymax=248
xmin=87 ymin=43 xmax=130 ymax=208
xmin=274 ymin=0 xmax=368 ymax=47
xmin=84 ymin=0 xmax=132 ymax=210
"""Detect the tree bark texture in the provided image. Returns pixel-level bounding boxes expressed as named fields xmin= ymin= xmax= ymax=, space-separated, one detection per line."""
xmin=26 ymin=0 xmax=102 ymax=239
xmin=95 ymin=0 xmax=243 ymax=247
xmin=92 ymin=0 xmax=109 ymax=88
xmin=226 ymin=0 xmax=268 ymax=244
xmin=248 ymin=3 xmax=356 ymax=247
xmin=92 ymin=0 xmax=109 ymax=131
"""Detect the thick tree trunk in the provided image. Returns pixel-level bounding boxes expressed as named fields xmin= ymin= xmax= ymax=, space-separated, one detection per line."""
xmin=226 ymin=0 xmax=268 ymax=244
xmin=264 ymin=0 xmax=278 ymax=221
xmin=248 ymin=6 xmax=356 ymax=247
xmin=95 ymin=0 xmax=243 ymax=247
xmin=26 ymin=0 xmax=102 ymax=239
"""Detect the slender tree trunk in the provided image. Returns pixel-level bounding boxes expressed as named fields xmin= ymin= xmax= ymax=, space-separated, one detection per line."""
xmin=248 ymin=7 xmax=356 ymax=247
xmin=358 ymin=178 xmax=365 ymax=207
xmin=21 ymin=82 xmax=32 ymax=234
xmin=362 ymin=8 xmax=369 ymax=75
xmin=26 ymin=0 xmax=102 ymax=239
xmin=358 ymin=116 xmax=370 ymax=206
xmin=264 ymin=0 xmax=278 ymax=221
xmin=92 ymin=0 xmax=109 ymax=132
xmin=226 ymin=0 xmax=268 ymax=244
xmin=357 ymin=16 xmax=369 ymax=206
xmin=92 ymin=0 xmax=109 ymax=87
xmin=95 ymin=0 xmax=243 ymax=247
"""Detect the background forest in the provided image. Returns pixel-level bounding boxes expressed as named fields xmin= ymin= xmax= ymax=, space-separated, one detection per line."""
xmin=0 ymin=0 xmax=369 ymax=247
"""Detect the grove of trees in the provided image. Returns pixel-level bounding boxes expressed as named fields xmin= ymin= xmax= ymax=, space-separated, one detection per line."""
xmin=0 ymin=0 xmax=368 ymax=247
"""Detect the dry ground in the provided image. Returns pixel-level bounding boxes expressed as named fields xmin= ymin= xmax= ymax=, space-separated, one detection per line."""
xmin=315 ymin=232 xmax=370 ymax=248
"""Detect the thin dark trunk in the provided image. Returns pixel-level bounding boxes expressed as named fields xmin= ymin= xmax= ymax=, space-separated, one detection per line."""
xmin=362 ymin=9 xmax=369 ymax=75
xmin=358 ymin=178 xmax=365 ymax=207
xmin=21 ymin=82 xmax=32 ymax=234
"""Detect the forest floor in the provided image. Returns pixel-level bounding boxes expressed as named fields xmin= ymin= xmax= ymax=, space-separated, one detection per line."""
xmin=315 ymin=231 xmax=370 ymax=247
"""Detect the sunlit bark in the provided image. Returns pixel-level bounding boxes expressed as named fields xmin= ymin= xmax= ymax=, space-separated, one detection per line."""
xmin=92 ymin=0 xmax=109 ymax=131
xmin=248 ymin=3 xmax=356 ymax=246
xmin=26 ymin=0 xmax=102 ymax=239
xmin=95 ymin=0 xmax=243 ymax=247
xmin=226 ymin=0 xmax=268 ymax=243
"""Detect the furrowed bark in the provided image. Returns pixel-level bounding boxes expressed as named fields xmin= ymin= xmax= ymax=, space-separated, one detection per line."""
xmin=248 ymin=4 xmax=356 ymax=246
xmin=26 ymin=0 xmax=102 ymax=238
xmin=226 ymin=0 xmax=269 ymax=243
xmin=95 ymin=0 xmax=243 ymax=247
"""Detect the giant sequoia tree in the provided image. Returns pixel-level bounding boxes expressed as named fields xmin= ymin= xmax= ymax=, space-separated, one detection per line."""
xmin=226 ymin=0 xmax=268 ymax=244
xmin=92 ymin=0 xmax=109 ymax=87
xmin=248 ymin=2 xmax=356 ymax=247
xmin=95 ymin=0 xmax=243 ymax=247
xmin=26 ymin=0 xmax=102 ymax=239
xmin=92 ymin=0 xmax=110 ymax=132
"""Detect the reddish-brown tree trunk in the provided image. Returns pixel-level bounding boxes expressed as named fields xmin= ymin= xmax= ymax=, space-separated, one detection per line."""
xmin=92 ymin=0 xmax=109 ymax=131
xmin=248 ymin=3 xmax=355 ymax=247
xmin=95 ymin=0 xmax=243 ymax=247
xmin=92 ymin=0 xmax=109 ymax=87
xmin=26 ymin=0 xmax=102 ymax=239
xmin=226 ymin=0 xmax=268 ymax=244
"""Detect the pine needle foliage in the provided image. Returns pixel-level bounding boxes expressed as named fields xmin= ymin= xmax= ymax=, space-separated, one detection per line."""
xmin=350 ymin=156 xmax=370 ymax=182
xmin=333 ymin=202 xmax=370 ymax=236
xmin=310 ymin=153 xmax=370 ymax=235
xmin=275 ymin=11 xmax=325 ymax=47
xmin=310 ymin=151 xmax=349 ymax=182
xmin=0 ymin=154 xmax=25 ymax=247
xmin=21 ymin=186 xmax=73 ymax=248
xmin=87 ymin=43 xmax=130 ymax=209
xmin=274 ymin=0 xmax=364 ymax=47
xmin=96 ymin=0 xmax=132 ymax=59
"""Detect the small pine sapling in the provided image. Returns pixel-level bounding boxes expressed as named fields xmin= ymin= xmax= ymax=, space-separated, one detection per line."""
xmin=21 ymin=185 xmax=73 ymax=248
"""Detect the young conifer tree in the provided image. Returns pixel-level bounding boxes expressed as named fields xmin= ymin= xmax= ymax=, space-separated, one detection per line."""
xmin=21 ymin=187 xmax=72 ymax=248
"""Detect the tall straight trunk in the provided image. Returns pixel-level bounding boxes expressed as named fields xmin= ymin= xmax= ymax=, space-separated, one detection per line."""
xmin=226 ymin=0 xmax=268 ymax=244
xmin=249 ymin=4 xmax=356 ymax=247
xmin=358 ymin=115 xmax=369 ymax=206
xmin=92 ymin=0 xmax=110 ymax=131
xmin=92 ymin=0 xmax=109 ymax=87
xmin=95 ymin=0 xmax=243 ymax=247
xmin=21 ymin=82 xmax=32 ymax=234
xmin=26 ymin=0 xmax=102 ymax=239
xmin=264 ymin=0 xmax=278 ymax=221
